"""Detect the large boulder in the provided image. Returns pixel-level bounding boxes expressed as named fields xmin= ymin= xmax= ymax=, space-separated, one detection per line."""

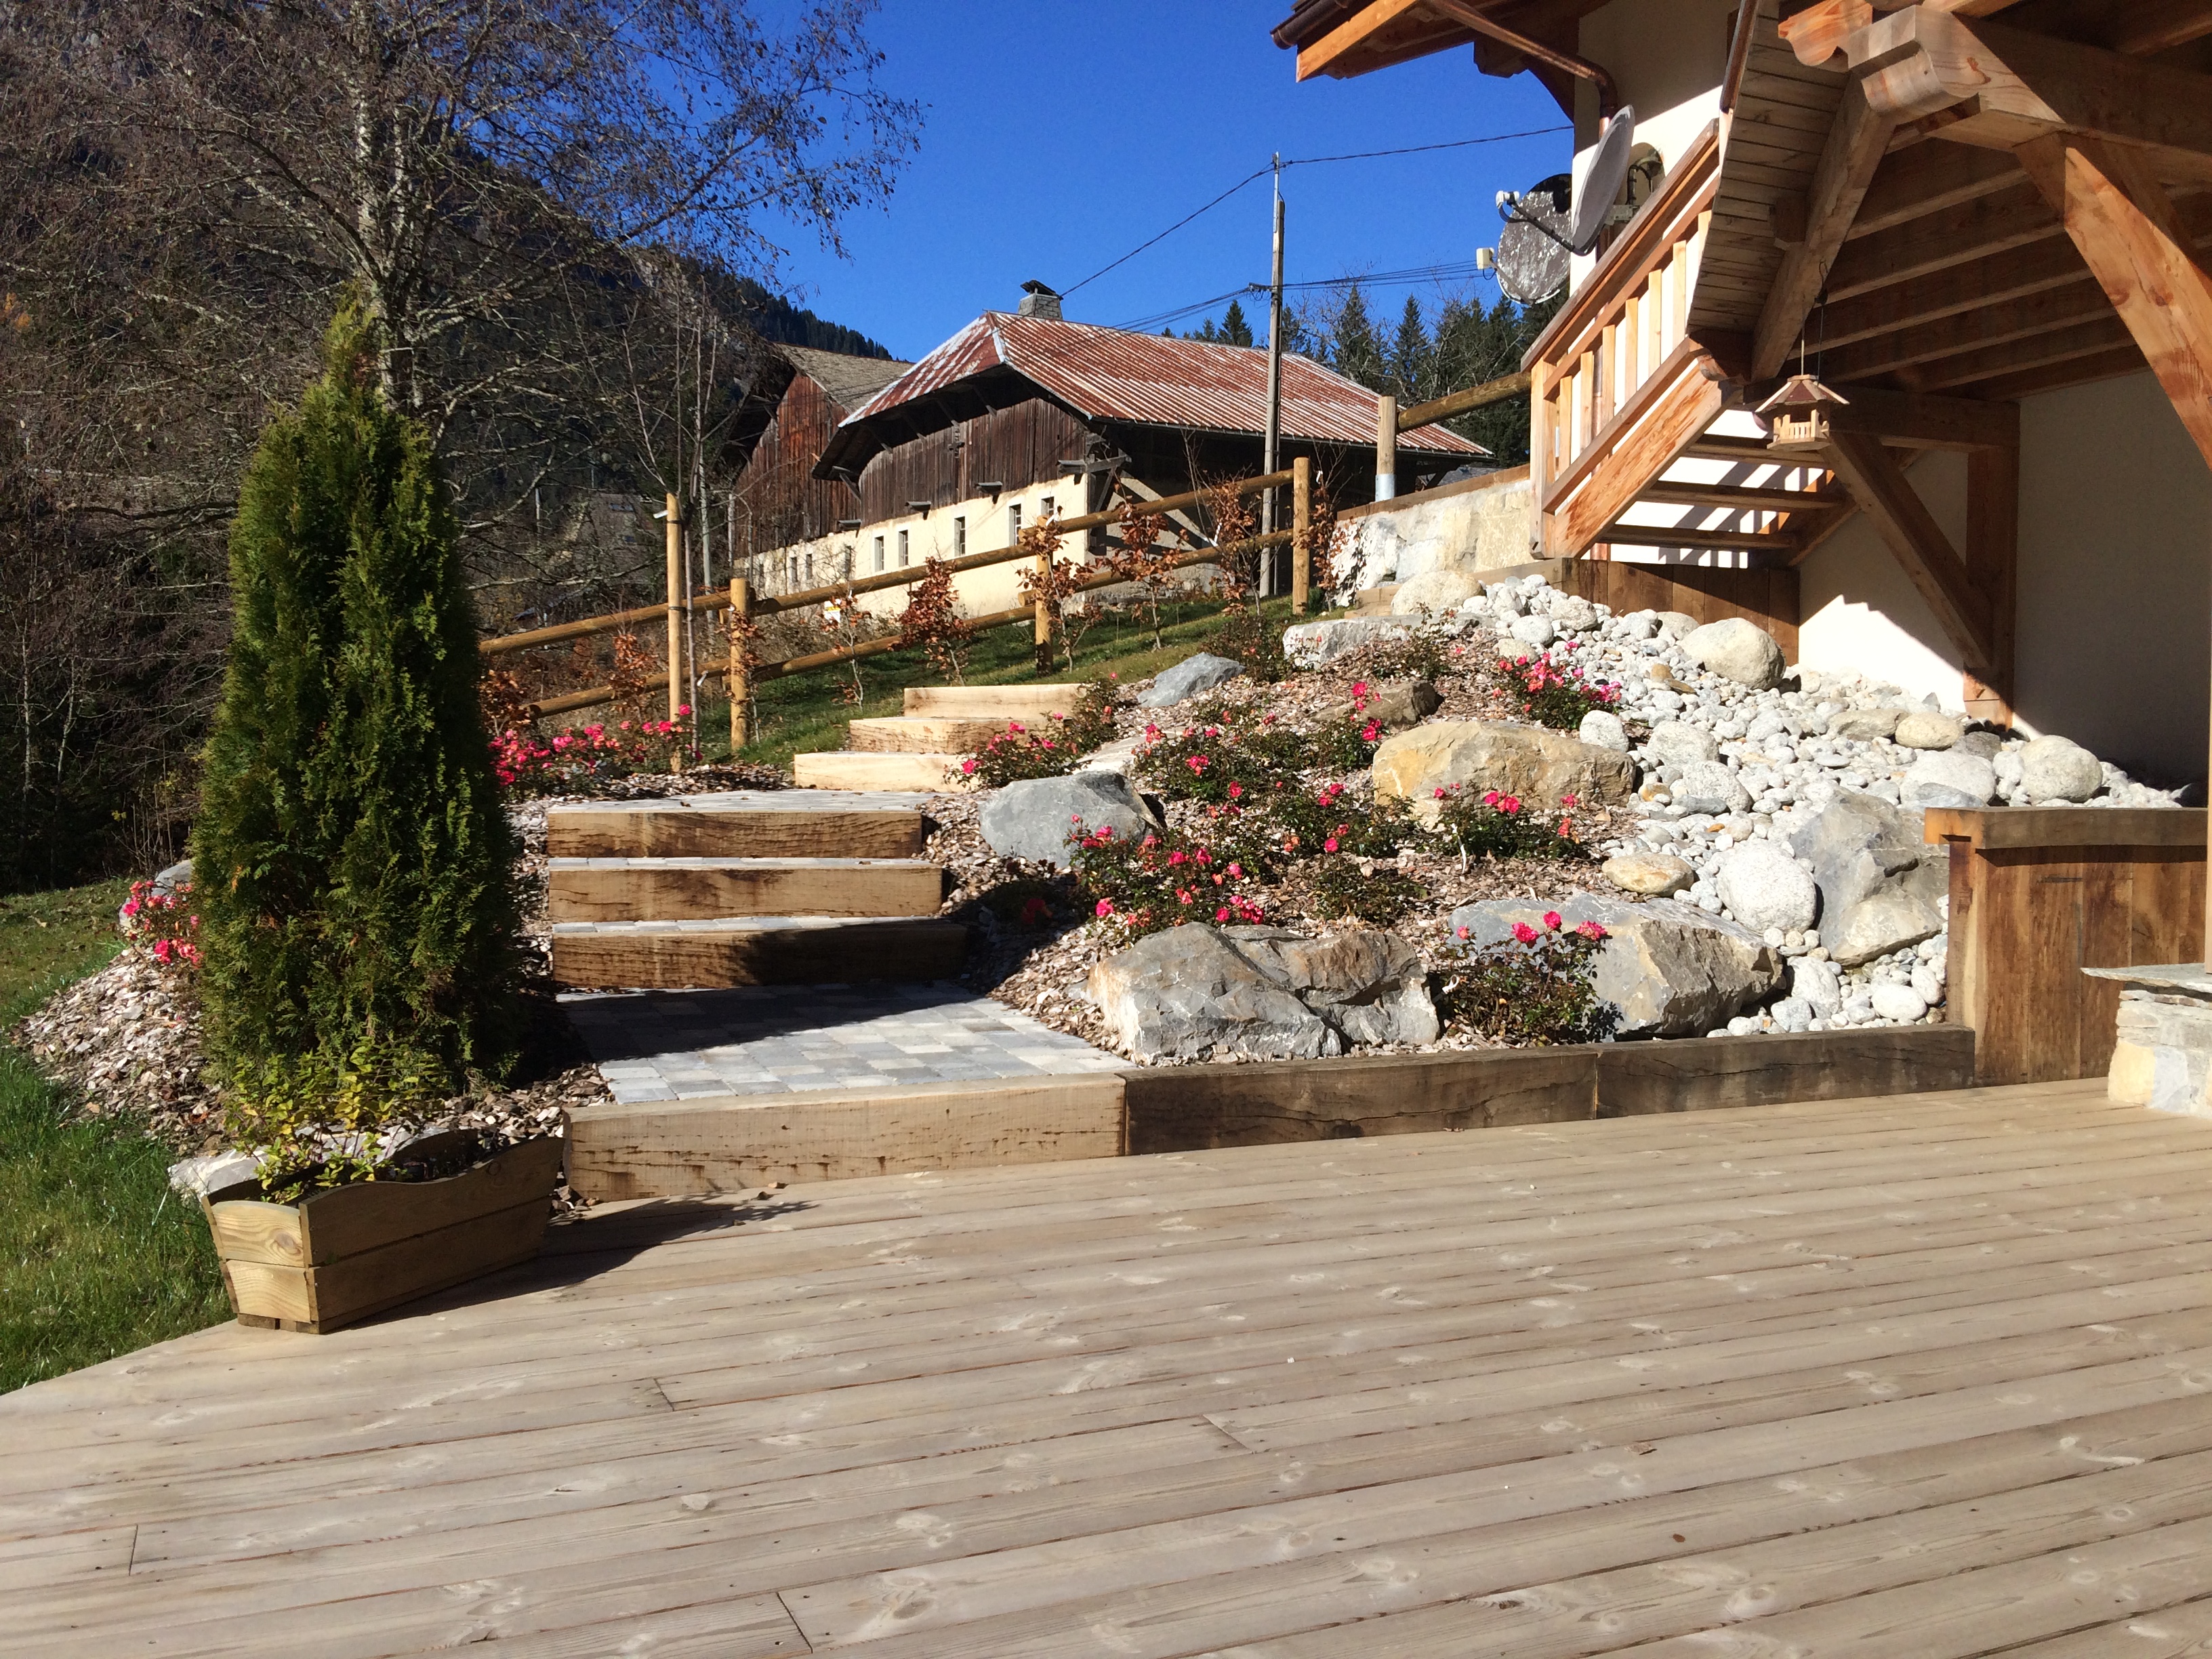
xmin=979 ymin=771 xmax=1156 ymax=869
xmin=1087 ymin=922 xmax=1439 ymax=1060
xmin=1603 ymin=851 xmax=1693 ymax=895
xmin=1578 ymin=710 xmax=1630 ymax=752
xmin=1786 ymin=792 xmax=1946 ymax=966
xmin=1225 ymin=926 xmax=1439 ymax=1046
xmin=1284 ymin=616 xmax=1413 ymax=666
xmin=1715 ymin=841 xmax=1818 ymax=934
xmin=1505 ymin=614 xmax=1558 ymax=652
xmin=1671 ymin=760 xmax=1751 ymax=816
xmin=1140 ymin=651 xmax=1244 ymax=709
xmin=1390 ymin=569 xmax=1481 ymax=617
xmin=1089 ymin=924 xmax=1338 ymax=1062
xmin=1371 ymin=720 xmax=1637 ymax=820
xmin=1448 ymin=895 xmax=1784 ymax=1037
xmin=1681 ymin=617 xmax=1786 ymax=689
xmin=2021 ymin=734 xmax=2103 ymax=802
xmin=1902 ymin=751 xmax=1996 ymax=808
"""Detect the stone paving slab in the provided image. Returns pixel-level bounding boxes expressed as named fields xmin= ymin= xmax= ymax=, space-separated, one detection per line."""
xmin=561 ymin=981 xmax=1126 ymax=1101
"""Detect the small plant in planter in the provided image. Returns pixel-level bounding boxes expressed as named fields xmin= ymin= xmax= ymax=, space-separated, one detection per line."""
xmin=190 ymin=300 xmax=554 ymax=1333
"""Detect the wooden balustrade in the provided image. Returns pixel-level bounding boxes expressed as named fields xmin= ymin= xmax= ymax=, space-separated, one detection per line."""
xmin=1523 ymin=122 xmax=1725 ymax=557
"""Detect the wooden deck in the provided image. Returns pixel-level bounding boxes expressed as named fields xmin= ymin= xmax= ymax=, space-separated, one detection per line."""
xmin=14 ymin=1078 xmax=2212 ymax=1656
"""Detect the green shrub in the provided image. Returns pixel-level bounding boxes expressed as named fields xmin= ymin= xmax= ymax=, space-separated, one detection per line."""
xmin=193 ymin=302 xmax=520 ymax=1097
xmin=958 ymin=679 xmax=1120 ymax=787
xmin=1302 ymin=855 xmax=1422 ymax=926
xmin=1439 ymin=910 xmax=1613 ymax=1044
xmin=1071 ymin=823 xmax=1267 ymax=943
xmin=1430 ymin=784 xmax=1590 ymax=864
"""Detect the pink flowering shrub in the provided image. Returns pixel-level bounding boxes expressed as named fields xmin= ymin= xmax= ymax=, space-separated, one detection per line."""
xmin=1439 ymin=909 xmax=1613 ymax=1045
xmin=491 ymin=708 xmax=691 ymax=795
xmin=121 ymin=878 xmax=202 ymax=970
xmin=1502 ymin=645 xmax=1621 ymax=731
xmin=1069 ymin=823 xmax=1267 ymax=943
xmin=957 ymin=680 xmax=1120 ymax=787
xmin=1430 ymin=783 xmax=1588 ymax=864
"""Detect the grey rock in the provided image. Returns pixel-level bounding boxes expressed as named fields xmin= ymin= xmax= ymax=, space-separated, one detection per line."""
xmin=1372 ymin=720 xmax=1637 ymax=819
xmin=1546 ymin=593 xmax=1600 ymax=632
xmin=1225 ymin=926 xmax=1440 ymax=1046
xmin=1682 ymin=617 xmax=1786 ymax=689
xmin=1672 ymin=761 xmax=1752 ymax=816
xmin=1316 ymin=680 xmax=1442 ymax=733
xmin=1506 ymin=613 xmax=1558 ymax=651
xmin=168 ymin=1151 xmax=258 ymax=1199
xmin=1911 ymin=963 xmax=1946 ymax=1005
xmin=1953 ymin=729 xmax=2005 ymax=760
xmin=1284 ymin=616 xmax=1414 ymax=666
xmin=1895 ymin=710 xmax=1965 ymax=750
xmin=1648 ymin=720 xmax=1719 ymax=766
xmin=1654 ymin=611 xmax=1700 ymax=640
xmin=979 ymin=770 xmax=1157 ymax=868
xmin=1578 ymin=710 xmax=1631 ymax=752
xmin=1903 ymin=751 xmax=1997 ymax=808
xmin=1715 ymin=842 xmax=1819 ymax=935
xmin=1790 ymin=957 xmax=1843 ymax=1016
xmin=1787 ymin=792 xmax=1946 ymax=967
xmin=1389 ymin=569 xmax=1482 ymax=617
xmin=1448 ymin=894 xmax=1784 ymax=1038
xmin=1603 ymin=851 xmax=1694 ymax=896
xmin=155 ymin=858 xmax=193 ymax=895
xmin=2021 ymin=734 xmax=2103 ymax=802
xmin=1140 ymin=651 xmax=1246 ymax=708
xmin=1870 ymin=983 xmax=1929 ymax=1023
xmin=1829 ymin=708 xmax=1904 ymax=742
xmin=1089 ymin=924 xmax=1339 ymax=1062
xmin=1770 ymin=996 xmax=1814 ymax=1033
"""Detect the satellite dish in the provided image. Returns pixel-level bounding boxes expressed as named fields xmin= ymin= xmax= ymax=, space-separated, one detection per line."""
xmin=1570 ymin=106 xmax=1638 ymax=252
xmin=1494 ymin=174 xmax=1570 ymax=304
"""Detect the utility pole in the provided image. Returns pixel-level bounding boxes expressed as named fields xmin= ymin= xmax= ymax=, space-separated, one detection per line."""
xmin=1261 ymin=158 xmax=1286 ymax=594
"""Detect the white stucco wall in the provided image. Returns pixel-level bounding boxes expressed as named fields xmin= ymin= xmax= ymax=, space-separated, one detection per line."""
xmin=1797 ymin=372 xmax=2211 ymax=784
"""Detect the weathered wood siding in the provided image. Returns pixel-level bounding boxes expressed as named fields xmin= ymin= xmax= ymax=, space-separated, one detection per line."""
xmin=731 ymin=372 xmax=864 ymax=554
xmin=857 ymin=398 xmax=1093 ymax=522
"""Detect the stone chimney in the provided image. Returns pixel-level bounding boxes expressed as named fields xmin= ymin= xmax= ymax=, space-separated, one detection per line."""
xmin=1017 ymin=281 xmax=1062 ymax=321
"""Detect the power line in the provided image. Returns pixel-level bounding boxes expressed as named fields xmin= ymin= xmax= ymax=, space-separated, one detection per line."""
xmin=1120 ymin=261 xmax=1500 ymax=333
xmin=1061 ymin=124 xmax=1570 ymax=299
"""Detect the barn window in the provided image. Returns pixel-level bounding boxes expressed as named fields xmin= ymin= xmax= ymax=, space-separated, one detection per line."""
xmin=872 ymin=535 xmax=885 ymax=573
xmin=897 ymin=529 xmax=909 ymax=567
xmin=954 ymin=515 xmax=966 ymax=557
xmin=1008 ymin=502 xmax=1022 ymax=541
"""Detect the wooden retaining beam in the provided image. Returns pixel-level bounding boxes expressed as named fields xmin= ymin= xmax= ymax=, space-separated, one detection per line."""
xmin=567 ymin=1025 xmax=1980 ymax=1199
xmin=1928 ymin=806 xmax=2207 ymax=1086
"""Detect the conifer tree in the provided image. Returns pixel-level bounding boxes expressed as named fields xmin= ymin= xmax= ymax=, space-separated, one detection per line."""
xmin=1220 ymin=298 xmax=1255 ymax=348
xmin=1391 ymin=297 xmax=1435 ymax=403
xmin=1327 ymin=282 xmax=1388 ymax=391
xmin=194 ymin=302 xmax=520 ymax=1086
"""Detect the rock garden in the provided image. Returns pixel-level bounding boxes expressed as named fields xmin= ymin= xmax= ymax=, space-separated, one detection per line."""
xmin=941 ymin=571 xmax=2184 ymax=1067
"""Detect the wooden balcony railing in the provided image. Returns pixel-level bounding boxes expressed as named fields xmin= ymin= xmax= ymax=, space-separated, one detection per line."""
xmin=1523 ymin=121 xmax=1725 ymax=556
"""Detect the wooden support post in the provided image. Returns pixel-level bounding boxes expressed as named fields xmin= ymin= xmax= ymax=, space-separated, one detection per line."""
xmin=2016 ymin=134 xmax=2212 ymax=470
xmin=1963 ymin=445 xmax=2018 ymax=728
xmin=1290 ymin=456 xmax=1312 ymax=615
xmin=727 ymin=576 xmax=750 ymax=753
xmin=1824 ymin=430 xmax=1994 ymax=675
xmin=663 ymin=493 xmax=682 ymax=726
xmin=1374 ymin=394 xmax=1397 ymax=501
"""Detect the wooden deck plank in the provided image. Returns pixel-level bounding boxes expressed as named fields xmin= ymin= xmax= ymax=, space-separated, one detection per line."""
xmin=11 ymin=1082 xmax=2212 ymax=1657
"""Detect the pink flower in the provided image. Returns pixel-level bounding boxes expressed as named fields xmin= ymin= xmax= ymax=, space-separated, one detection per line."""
xmin=1095 ymin=899 xmax=1115 ymax=916
xmin=1324 ymin=837 xmax=1339 ymax=853
xmin=1513 ymin=922 xmax=1540 ymax=944
xmin=1227 ymin=862 xmax=1242 ymax=877
xmin=1561 ymin=793 xmax=1578 ymax=808
xmin=1456 ymin=925 xmax=1471 ymax=939
xmin=1361 ymin=722 xmax=1380 ymax=741
xmin=1500 ymin=796 xmax=1523 ymax=814
xmin=1578 ymin=920 xmax=1608 ymax=940
xmin=1482 ymin=790 xmax=1500 ymax=806
xmin=1216 ymin=907 xmax=1232 ymax=922
xmin=1543 ymin=911 xmax=1563 ymax=931
xmin=1168 ymin=851 xmax=1187 ymax=865
xmin=961 ymin=758 xmax=978 ymax=774
xmin=1227 ymin=782 xmax=1242 ymax=798
xmin=1009 ymin=721 xmax=1025 ymax=734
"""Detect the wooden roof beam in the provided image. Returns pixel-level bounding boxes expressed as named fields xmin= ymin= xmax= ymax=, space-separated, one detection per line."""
xmin=1847 ymin=144 xmax=2021 ymax=239
xmin=1998 ymin=0 xmax=2212 ymax=58
xmin=1905 ymin=313 xmax=2137 ymax=391
xmin=1826 ymin=182 xmax=2064 ymax=303
xmin=2015 ymin=132 xmax=2212 ymax=466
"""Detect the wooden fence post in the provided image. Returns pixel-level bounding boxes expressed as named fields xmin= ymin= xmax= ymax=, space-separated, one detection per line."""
xmin=663 ymin=492 xmax=682 ymax=726
xmin=728 ymin=575 xmax=750 ymax=753
xmin=1291 ymin=456 xmax=1312 ymax=616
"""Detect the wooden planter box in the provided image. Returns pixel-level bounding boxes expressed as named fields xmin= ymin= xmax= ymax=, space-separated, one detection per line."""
xmin=201 ymin=1133 xmax=563 ymax=1334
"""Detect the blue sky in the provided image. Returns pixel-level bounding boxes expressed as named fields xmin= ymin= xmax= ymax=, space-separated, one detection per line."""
xmin=765 ymin=2 xmax=1574 ymax=361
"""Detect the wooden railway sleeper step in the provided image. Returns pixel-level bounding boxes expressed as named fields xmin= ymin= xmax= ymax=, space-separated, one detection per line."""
xmin=550 ymin=916 xmax=969 ymax=989
xmin=546 ymin=856 xmax=947 ymax=923
xmin=546 ymin=794 xmax=928 ymax=860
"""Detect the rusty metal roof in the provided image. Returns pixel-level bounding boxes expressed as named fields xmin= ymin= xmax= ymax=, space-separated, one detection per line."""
xmin=816 ymin=312 xmax=1488 ymax=476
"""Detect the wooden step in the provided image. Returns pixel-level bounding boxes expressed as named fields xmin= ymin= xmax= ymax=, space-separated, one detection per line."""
xmin=565 ymin=1076 xmax=1128 ymax=1199
xmin=547 ymin=793 xmax=926 ymax=859
xmin=1603 ymin=520 xmax=1802 ymax=555
xmin=546 ymin=857 xmax=945 ymax=922
xmin=1639 ymin=481 xmax=1846 ymax=514
xmin=793 ymin=750 xmax=976 ymax=792
xmin=902 ymin=683 xmax=1084 ymax=720
xmin=845 ymin=715 xmax=1019 ymax=755
xmin=550 ymin=917 xmax=968 ymax=989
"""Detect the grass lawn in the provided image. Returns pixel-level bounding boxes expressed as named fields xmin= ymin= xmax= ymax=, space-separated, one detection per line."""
xmin=1 ymin=880 xmax=232 ymax=1393
xmin=697 ymin=594 xmax=1305 ymax=773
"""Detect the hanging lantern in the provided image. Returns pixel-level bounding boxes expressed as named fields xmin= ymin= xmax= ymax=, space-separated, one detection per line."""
xmin=1757 ymin=373 xmax=1850 ymax=451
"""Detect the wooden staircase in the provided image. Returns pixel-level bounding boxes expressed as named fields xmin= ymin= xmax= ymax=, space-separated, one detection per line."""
xmin=792 ymin=683 xmax=1088 ymax=792
xmin=546 ymin=792 xmax=966 ymax=989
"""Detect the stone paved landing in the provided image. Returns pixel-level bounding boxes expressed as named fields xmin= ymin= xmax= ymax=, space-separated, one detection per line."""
xmin=560 ymin=982 xmax=1126 ymax=1101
